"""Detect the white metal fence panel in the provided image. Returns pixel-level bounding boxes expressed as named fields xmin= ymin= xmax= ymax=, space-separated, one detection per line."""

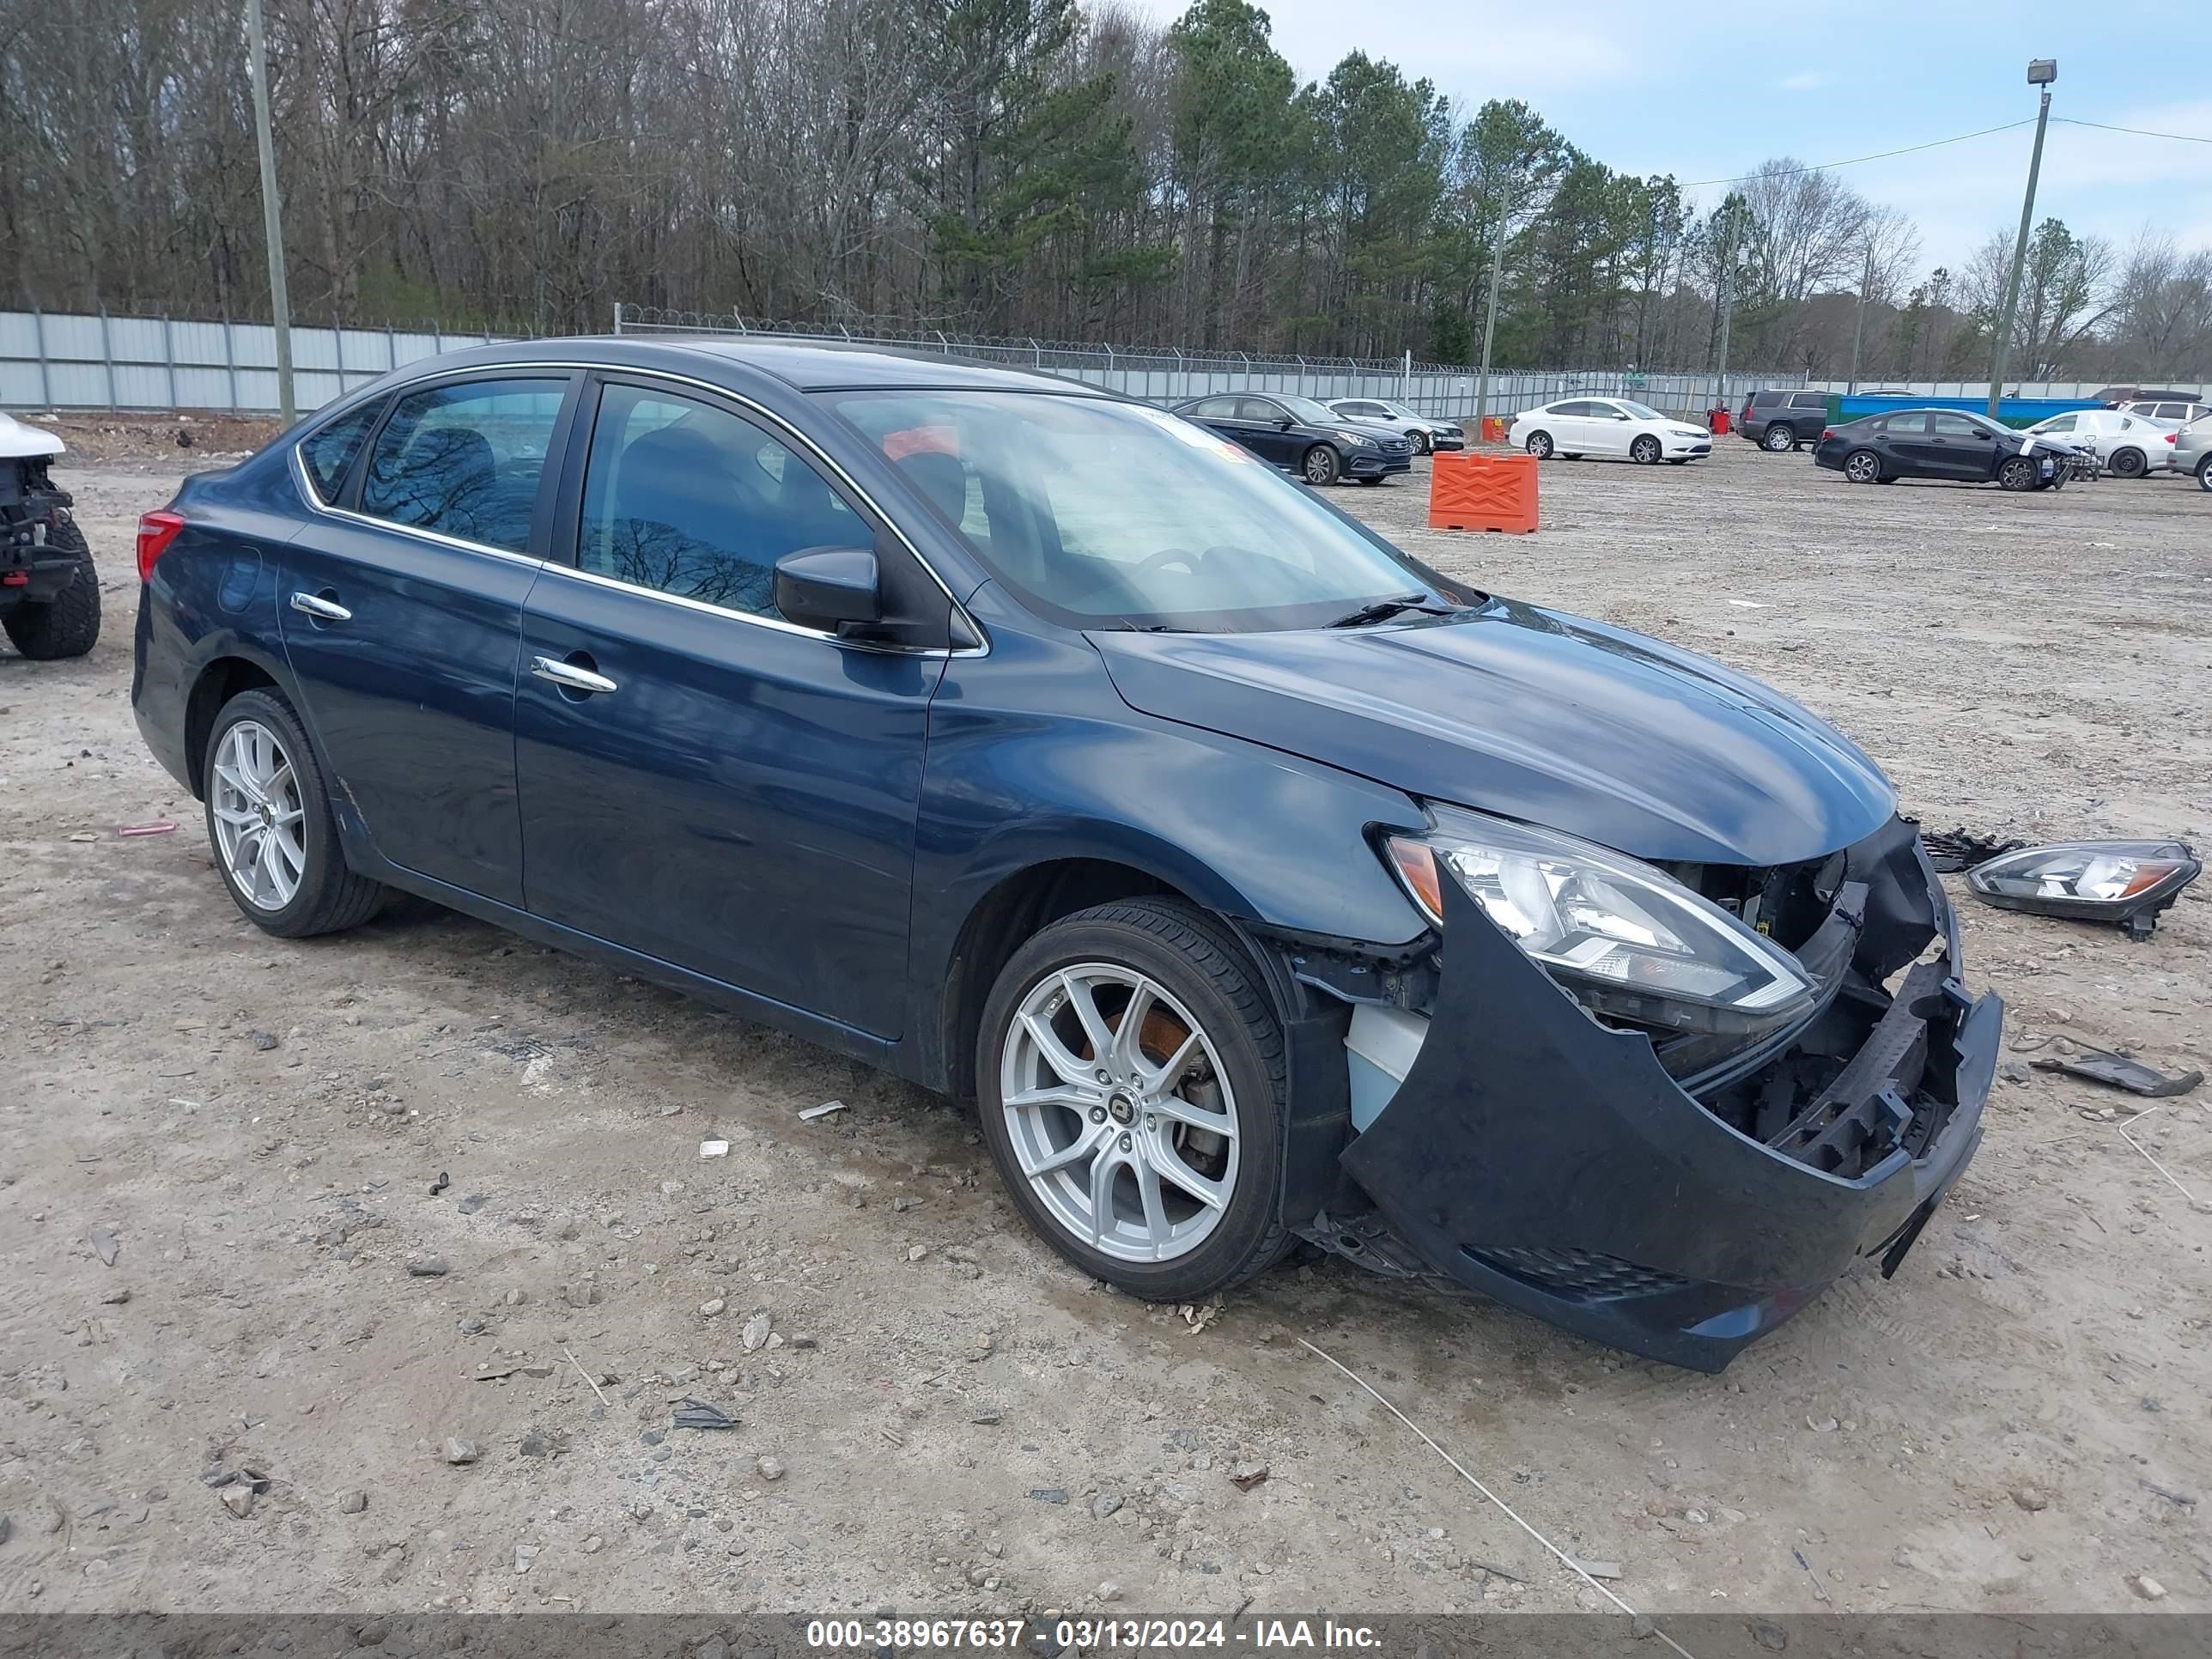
xmin=0 ymin=309 xmax=514 ymax=414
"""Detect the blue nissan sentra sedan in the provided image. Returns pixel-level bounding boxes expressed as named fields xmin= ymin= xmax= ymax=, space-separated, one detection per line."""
xmin=131 ymin=338 xmax=2000 ymax=1370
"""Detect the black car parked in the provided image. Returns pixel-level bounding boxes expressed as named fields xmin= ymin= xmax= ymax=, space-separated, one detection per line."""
xmin=1741 ymin=388 xmax=1832 ymax=452
xmin=1813 ymin=408 xmax=2060 ymax=490
xmin=1171 ymin=393 xmax=1413 ymax=485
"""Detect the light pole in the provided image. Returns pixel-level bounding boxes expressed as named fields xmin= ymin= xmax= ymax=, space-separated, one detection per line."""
xmin=1987 ymin=58 xmax=2057 ymax=420
xmin=246 ymin=0 xmax=295 ymax=424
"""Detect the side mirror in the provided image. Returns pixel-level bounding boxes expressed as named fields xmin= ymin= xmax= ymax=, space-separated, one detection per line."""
xmin=1275 ymin=415 xmax=1294 ymax=430
xmin=774 ymin=545 xmax=881 ymax=635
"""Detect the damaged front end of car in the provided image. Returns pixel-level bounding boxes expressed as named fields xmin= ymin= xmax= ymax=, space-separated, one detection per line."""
xmin=1269 ymin=813 xmax=2002 ymax=1372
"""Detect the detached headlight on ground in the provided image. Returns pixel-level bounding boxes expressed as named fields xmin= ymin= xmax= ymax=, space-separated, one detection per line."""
xmin=1382 ymin=809 xmax=1816 ymax=1036
xmin=1967 ymin=840 xmax=2200 ymax=941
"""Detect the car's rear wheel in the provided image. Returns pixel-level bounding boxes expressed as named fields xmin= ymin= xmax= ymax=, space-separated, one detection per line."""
xmin=1525 ymin=431 xmax=1553 ymax=459
xmin=2 ymin=520 xmax=101 ymax=660
xmin=1844 ymin=449 xmax=1882 ymax=483
xmin=1762 ymin=423 xmax=1796 ymax=453
xmin=976 ymin=900 xmax=1290 ymax=1304
xmin=1997 ymin=455 xmax=2039 ymax=492
xmin=1630 ymin=434 xmax=1662 ymax=465
xmin=1302 ymin=445 xmax=1340 ymax=486
xmin=2197 ymin=455 xmax=2212 ymax=491
xmin=2110 ymin=447 xmax=2147 ymax=478
xmin=204 ymin=689 xmax=386 ymax=937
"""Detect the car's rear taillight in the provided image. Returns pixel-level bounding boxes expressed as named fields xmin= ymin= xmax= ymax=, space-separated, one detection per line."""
xmin=1820 ymin=428 xmax=1835 ymax=442
xmin=136 ymin=510 xmax=185 ymax=581
xmin=2165 ymin=433 xmax=2178 ymax=444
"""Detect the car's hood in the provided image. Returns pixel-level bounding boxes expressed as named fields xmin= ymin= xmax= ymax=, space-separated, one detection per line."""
xmin=1091 ymin=598 xmax=1897 ymax=867
xmin=0 ymin=410 xmax=65 ymax=460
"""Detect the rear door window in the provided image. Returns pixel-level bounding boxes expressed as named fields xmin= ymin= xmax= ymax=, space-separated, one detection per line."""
xmin=359 ymin=378 xmax=568 ymax=554
xmin=1187 ymin=397 xmax=1237 ymax=419
xmin=2038 ymin=414 xmax=2076 ymax=433
xmin=1552 ymin=401 xmax=1595 ymax=417
xmin=1790 ymin=392 xmax=1827 ymax=410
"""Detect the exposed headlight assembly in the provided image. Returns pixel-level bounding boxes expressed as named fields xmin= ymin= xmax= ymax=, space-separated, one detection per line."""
xmin=1382 ymin=809 xmax=1816 ymax=1036
xmin=1967 ymin=840 xmax=2199 ymax=940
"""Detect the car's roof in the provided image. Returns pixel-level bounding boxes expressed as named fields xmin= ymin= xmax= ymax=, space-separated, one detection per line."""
xmin=400 ymin=334 xmax=1115 ymax=396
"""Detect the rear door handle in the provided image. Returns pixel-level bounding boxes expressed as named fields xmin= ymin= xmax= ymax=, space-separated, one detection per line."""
xmin=289 ymin=592 xmax=351 ymax=622
xmin=531 ymin=655 xmax=618 ymax=696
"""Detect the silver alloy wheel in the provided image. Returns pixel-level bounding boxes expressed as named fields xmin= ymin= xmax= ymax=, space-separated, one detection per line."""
xmin=999 ymin=963 xmax=1241 ymax=1263
xmin=1411 ymin=430 xmax=1430 ymax=454
xmin=2198 ymin=458 xmax=2212 ymax=491
xmin=1632 ymin=434 xmax=1661 ymax=464
xmin=1764 ymin=424 xmax=1795 ymax=451
xmin=210 ymin=719 xmax=307 ymax=912
xmin=1526 ymin=432 xmax=1553 ymax=459
xmin=1844 ymin=450 xmax=1881 ymax=483
xmin=1304 ymin=447 xmax=1336 ymax=484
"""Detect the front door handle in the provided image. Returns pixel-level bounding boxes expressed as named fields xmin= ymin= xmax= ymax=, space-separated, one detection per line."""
xmin=531 ymin=655 xmax=618 ymax=696
xmin=289 ymin=592 xmax=351 ymax=622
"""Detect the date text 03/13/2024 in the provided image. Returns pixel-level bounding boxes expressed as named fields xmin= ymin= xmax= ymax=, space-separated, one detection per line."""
xmin=804 ymin=1620 xmax=1382 ymax=1651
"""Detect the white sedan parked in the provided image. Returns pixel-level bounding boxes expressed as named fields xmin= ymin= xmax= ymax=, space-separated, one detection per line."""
xmin=1508 ymin=398 xmax=1714 ymax=465
xmin=2021 ymin=410 xmax=2175 ymax=479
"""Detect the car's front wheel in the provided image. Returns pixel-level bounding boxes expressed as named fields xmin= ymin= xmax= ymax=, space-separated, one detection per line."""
xmin=1302 ymin=445 xmax=1341 ymax=486
xmin=1762 ymin=423 xmax=1796 ymax=453
xmin=977 ymin=900 xmax=1290 ymax=1304
xmin=1630 ymin=434 xmax=1662 ymax=465
xmin=1844 ymin=448 xmax=1882 ymax=483
xmin=204 ymin=688 xmax=386 ymax=937
xmin=1409 ymin=430 xmax=1431 ymax=454
xmin=1997 ymin=455 xmax=2040 ymax=492
xmin=1524 ymin=431 xmax=1553 ymax=459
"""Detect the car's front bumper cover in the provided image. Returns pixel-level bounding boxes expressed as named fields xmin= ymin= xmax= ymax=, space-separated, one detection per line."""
xmin=1333 ymin=816 xmax=2000 ymax=1371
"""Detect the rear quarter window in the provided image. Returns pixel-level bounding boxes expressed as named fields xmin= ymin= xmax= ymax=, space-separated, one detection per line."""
xmin=297 ymin=400 xmax=384 ymax=503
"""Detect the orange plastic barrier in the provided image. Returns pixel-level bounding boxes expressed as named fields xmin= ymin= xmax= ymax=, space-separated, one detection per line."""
xmin=1479 ymin=415 xmax=1508 ymax=443
xmin=1428 ymin=450 xmax=1538 ymax=534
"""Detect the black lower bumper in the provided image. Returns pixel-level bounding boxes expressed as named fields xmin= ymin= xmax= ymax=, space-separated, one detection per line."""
xmin=1348 ymin=453 xmax=1414 ymax=478
xmin=1332 ymin=821 xmax=2000 ymax=1371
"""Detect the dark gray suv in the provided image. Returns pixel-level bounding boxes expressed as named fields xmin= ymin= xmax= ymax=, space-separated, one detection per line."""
xmin=1741 ymin=389 xmax=1832 ymax=452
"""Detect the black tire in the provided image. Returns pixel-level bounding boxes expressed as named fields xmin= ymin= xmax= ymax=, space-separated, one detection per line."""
xmin=1762 ymin=423 xmax=1796 ymax=453
xmin=1409 ymin=430 xmax=1431 ymax=455
xmin=1524 ymin=430 xmax=1553 ymax=459
xmin=976 ymin=899 xmax=1291 ymax=1304
xmin=2 ymin=520 xmax=101 ymax=660
xmin=1630 ymin=434 xmax=1662 ymax=465
xmin=1357 ymin=475 xmax=1386 ymax=486
xmin=1666 ymin=459 xmax=1691 ymax=465
xmin=202 ymin=688 xmax=386 ymax=938
xmin=2197 ymin=455 xmax=2212 ymax=492
xmin=1844 ymin=448 xmax=1882 ymax=484
xmin=2110 ymin=447 xmax=2147 ymax=479
xmin=1301 ymin=445 xmax=1340 ymax=486
xmin=1996 ymin=455 xmax=2039 ymax=492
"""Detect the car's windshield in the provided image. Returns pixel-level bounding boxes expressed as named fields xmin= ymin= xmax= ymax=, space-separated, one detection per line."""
xmin=1276 ymin=394 xmax=1345 ymax=426
xmin=825 ymin=391 xmax=1445 ymax=633
xmin=1615 ymin=400 xmax=1664 ymax=420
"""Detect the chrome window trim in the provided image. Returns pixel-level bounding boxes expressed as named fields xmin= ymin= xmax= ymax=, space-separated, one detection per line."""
xmin=288 ymin=358 xmax=988 ymax=658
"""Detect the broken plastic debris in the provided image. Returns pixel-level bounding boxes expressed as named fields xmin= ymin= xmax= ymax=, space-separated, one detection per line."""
xmin=118 ymin=821 xmax=178 ymax=837
xmin=699 ymin=1139 xmax=731 ymax=1158
xmin=798 ymin=1100 xmax=848 ymax=1121
xmin=2031 ymin=1048 xmax=2203 ymax=1099
xmin=671 ymin=1397 xmax=738 ymax=1431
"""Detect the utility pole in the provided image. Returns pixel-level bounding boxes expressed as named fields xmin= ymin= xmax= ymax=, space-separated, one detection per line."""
xmin=1475 ymin=185 xmax=1509 ymax=426
xmin=1848 ymin=246 xmax=1875 ymax=394
xmin=1988 ymin=59 xmax=2057 ymax=419
xmin=246 ymin=0 xmax=295 ymax=424
xmin=1712 ymin=204 xmax=1740 ymax=418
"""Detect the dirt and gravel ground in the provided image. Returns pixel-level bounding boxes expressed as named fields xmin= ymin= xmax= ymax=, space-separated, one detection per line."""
xmin=4 ymin=421 xmax=2209 ymax=1622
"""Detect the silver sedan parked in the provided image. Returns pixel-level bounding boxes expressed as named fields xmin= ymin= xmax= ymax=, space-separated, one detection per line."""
xmin=2174 ymin=415 xmax=2212 ymax=491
